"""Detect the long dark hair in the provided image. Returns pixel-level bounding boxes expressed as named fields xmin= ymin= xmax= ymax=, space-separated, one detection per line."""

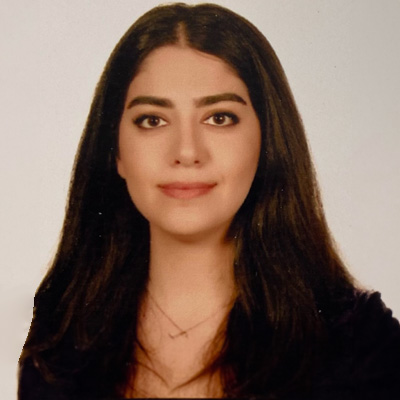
xmin=20 ymin=3 xmax=355 ymax=398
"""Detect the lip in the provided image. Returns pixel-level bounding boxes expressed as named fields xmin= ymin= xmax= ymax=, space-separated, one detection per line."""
xmin=158 ymin=182 xmax=217 ymax=199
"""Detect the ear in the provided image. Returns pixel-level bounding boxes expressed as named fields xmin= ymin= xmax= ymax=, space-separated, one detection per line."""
xmin=116 ymin=157 xmax=126 ymax=179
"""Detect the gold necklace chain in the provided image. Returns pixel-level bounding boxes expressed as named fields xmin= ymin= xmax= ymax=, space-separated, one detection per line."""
xmin=147 ymin=291 xmax=232 ymax=339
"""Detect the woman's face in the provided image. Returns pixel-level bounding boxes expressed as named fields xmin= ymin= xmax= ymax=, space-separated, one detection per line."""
xmin=117 ymin=45 xmax=261 ymax=241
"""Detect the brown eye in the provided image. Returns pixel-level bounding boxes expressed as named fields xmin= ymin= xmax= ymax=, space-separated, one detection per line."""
xmin=133 ymin=115 xmax=168 ymax=129
xmin=147 ymin=116 xmax=162 ymax=127
xmin=213 ymin=114 xmax=227 ymax=125
xmin=204 ymin=112 xmax=239 ymax=127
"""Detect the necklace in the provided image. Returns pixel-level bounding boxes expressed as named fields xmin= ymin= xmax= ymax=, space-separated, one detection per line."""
xmin=147 ymin=291 xmax=232 ymax=339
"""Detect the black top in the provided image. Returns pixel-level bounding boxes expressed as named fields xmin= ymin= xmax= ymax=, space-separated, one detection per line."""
xmin=18 ymin=290 xmax=400 ymax=399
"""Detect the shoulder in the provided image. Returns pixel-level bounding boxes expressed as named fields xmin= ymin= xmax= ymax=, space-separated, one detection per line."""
xmin=18 ymin=358 xmax=71 ymax=400
xmin=313 ymin=289 xmax=400 ymax=399
xmin=330 ymin=290 xmax=400 ymax=348
xmin=331 ymin=290 xmax=400 ymax=365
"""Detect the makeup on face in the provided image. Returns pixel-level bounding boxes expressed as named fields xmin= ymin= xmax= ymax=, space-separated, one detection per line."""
xmin=117 ymin=45 xmax=261 ymax=239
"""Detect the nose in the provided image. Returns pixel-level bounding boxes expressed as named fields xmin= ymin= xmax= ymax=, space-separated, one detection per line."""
xmin=171 ymin=122 xmax=209 ymax=167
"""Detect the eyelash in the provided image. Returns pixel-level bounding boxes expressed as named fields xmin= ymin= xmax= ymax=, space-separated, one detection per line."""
xmin=133 ymin=114 xmax=168 ymax=129
xmin=132 ymin=112 xmax=240 ymax=129
xmin=204 ymin=112 xmax=239 ymax=126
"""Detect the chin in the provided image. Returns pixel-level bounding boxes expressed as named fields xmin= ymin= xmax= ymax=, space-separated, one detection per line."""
xmin=149 ymin=216 xmax=233 ymax=243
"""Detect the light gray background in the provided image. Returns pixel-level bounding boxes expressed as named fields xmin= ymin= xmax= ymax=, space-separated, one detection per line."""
xmin=1 ymin=1 xmax=399 ymax=398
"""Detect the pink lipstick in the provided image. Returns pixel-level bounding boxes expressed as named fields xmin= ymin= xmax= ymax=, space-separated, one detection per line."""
xmin=158 ymin=182 xmax=216 ymax=199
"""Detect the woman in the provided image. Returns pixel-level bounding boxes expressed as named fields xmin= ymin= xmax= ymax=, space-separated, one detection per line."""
xmin=19 ymin=3 xmax=400 ymax=399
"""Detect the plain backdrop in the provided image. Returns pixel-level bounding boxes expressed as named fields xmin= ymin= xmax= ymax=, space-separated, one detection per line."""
xmin=1 ymin=0 xmax=399 ymax=398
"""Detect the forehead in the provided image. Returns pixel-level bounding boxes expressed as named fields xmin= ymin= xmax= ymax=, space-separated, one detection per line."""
xmin=127 ymin=45 xmax=249 ymax=99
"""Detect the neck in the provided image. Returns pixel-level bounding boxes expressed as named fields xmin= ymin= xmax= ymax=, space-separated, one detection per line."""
xmin=147 ymin=226 xmax=236 ymax=312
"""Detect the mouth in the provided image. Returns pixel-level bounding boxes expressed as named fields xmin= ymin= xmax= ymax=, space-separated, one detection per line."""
xmin=158 ymin=182 xmax=217 ymax=200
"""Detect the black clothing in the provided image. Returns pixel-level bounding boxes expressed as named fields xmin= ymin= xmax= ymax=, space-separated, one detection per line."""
xmin=18 ymin=290 xmax=400 ymax=399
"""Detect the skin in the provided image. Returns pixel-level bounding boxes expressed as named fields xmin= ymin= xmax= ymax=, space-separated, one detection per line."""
xmin=117 ymin=45 xmax=261 ymax=243
xmin=117 ymin=45 xmax=261 ymax=397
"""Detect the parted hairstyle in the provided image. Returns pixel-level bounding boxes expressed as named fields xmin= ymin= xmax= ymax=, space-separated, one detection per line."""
xmin=20 ymin=3 xmax=355 ymax=398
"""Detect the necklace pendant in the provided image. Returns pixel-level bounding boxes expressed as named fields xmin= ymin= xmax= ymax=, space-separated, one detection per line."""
xmin=169 ymin=330 xmax=189 ymax=339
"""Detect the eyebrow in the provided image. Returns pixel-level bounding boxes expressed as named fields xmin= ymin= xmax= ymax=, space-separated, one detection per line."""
xmin=127 ymin=96 xmax=173 ymax=109
xmin=126 ymin=92 xmax=247 ymax=109
xmin=195 ymin=93 xmax=247 ymax=107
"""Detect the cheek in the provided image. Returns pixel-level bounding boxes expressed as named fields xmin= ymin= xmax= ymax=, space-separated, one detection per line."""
xmin=117 ymin=133 xmax=158 ymax=182
xmin=117 ymin=154 xmax=155 ymax=194
xmin=233 ymin=154 xmax=259 ymax=197
xmin=219 ymin=136 xmax=260 ymax=214
xmin=238 ymin=136 xmax=260 ymax=197
xmin=116 ymin=156 xmax=127 ymax=179
xmin=118 ymin=161 xmax=154 ymax=221
xmin=116 ymin=141 xmax=163 ymax=220
xmin=226 ymin=132 xmax=260 ymax=184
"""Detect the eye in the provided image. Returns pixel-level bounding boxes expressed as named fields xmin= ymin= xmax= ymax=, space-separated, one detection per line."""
xmin=133 ymin=114 xmax=168 ymax=129
xmin=203 ymin=112 xmax=239 ymax=127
